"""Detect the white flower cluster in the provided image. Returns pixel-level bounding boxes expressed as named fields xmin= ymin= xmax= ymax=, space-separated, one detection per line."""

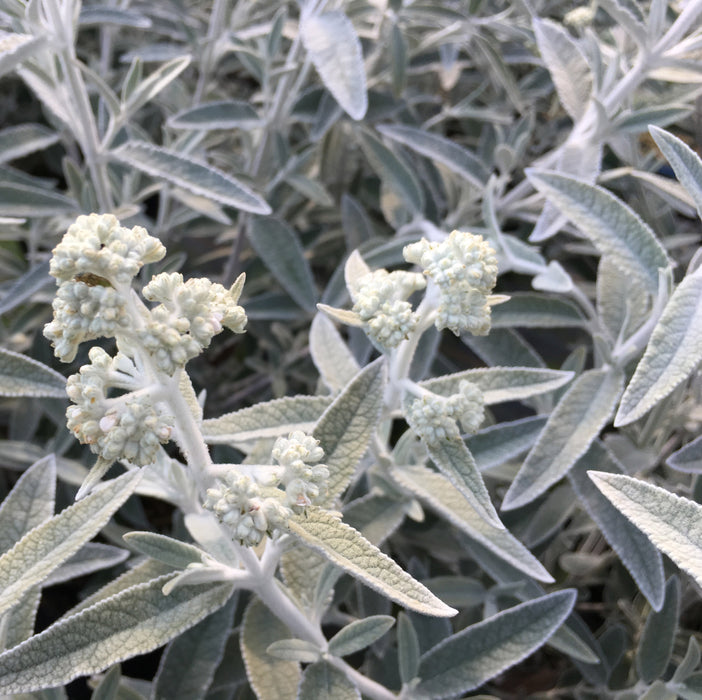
xmin=204 ymin=432 xmax=329 ymax=546
xmin=65 ymin=347 xmax=173 ymax=466
xmin=139 ymin=272 xmax=247 ymax=375
xmin=203 ymin=473 xmax=290 ymax=547
xmin=403 ymin=230 xmax=498 ymax=336
xmin=272 ymin=430 xmax=330 ymax=507
xmin=44 ymin=214 xmax=166 ymax=363
xmin=405 ymin=380 xmax=484 ymax=444
xmin=350 ymin=270 xmax=426 ymax=350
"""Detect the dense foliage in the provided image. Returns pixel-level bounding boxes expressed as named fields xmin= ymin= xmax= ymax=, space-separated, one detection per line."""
xmin=0 ymin=0 xmax=701 ymax=697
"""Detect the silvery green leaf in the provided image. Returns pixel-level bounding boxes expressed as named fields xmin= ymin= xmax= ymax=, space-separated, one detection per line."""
xmin=0 ymin=349 xmax=66 ymax=398
xmin=401 ymin=425 xmax=500 ymax=528
xmin=649 ymin=126 xmax=702 ymax=219
xmin=316 ymin=303 xmax=363 ymax=327
xmin=569 ymin=441 xmax=665 ymax=610
xmin=531 ymin=260 xmax=574 ymax=293
xmin=300 ymin=11 xmax=367 ymax=120
xmin=286 ymin=507 xmax=455 ymax=617
xmin=0 ymin=260 xmax=51 ymax=316
xmin=0 ymin=455 xmax=55 ymax=555
xmin=179 ymin=370 xmax=203 ymax=425
xmin=415 ymin=590 xmax=576 ymax=698
xmin=390 ymin=464 xmax=553 ymax=582
xmin=533 ymin=18 xmax=591 ymax=120
xmin=240 ymin=598 xmax=300 ymax=700
xmin=597 ymin=255 xmax=649 ymax=342
xmin=0 ymin=124 xmax=58 ymax=164
xmin=1 ymin=587 xmax=40 ymax=649
xmin=0 ymin=574 xmax=234 ymax=693
xmin=527 ymin=170 xmax=670 ymax=291
xmin=79 ymin=7 xmax=151 ymax=28
xmin=123 ymin=532 xmax=206 ymax=570
xmin=0 ymin=442 xmax=86 ymax=486
xmin=280 ymin=544 xmax=328 ymax=613
xmin=286 ymin=174 xmax=334 ymax=207
xmin=248 ymin=217 xmax=317 ymax=311
xmin=673 ymin=636 xmax=701 ymax=683
xmin=167 ymin=100 xmax=260 ymax=130
xmin=615 ymin=265 xmax=702 ymax=426
xmin=341 ymin=194 xmax=373 ymax=249
xmin=0 ymin=470 xmax=141 ymax=617
xmin=521 ymin=483 xmax=577 ymax=548
xmin=309 ymin=313 xmax=359 ymax=393
xmin=314 ymin=358 xmax=385 ymax=502
xmin=0 ymin=32 xmax=42 ymax=78
xmin=397 ymin=612 xmax=420 ymax=684
xmin=43 ymin=543 xmax=129 ymax=587
xmin=467 ymin=415 xmax=548 ymax=472
xmin=463 ymin=329 xmax=546 ymax=369
xmin=112 ymin=142 xmax=271 ymax=214
xmin=266 ymin=639 xmax=321 ymax=663
xmin=589 ymin=472 xmax=702 ymax=588
xmin=69 ymin=560 xmax=176 ymax=616
xmin=667 ymin=434 xmax=702 ymax=473
xmin=343 ymin=494 xmax=406 ymax=546
xmin=202 ymin=395 xmax=332 ymax=444
xmin=390 ymin=21 xmax=407 ymax=96
xmin=614 ymin=105 xmax=693 ymax=133
xmin=502 ymin=368 xmax=623 ymax=511
xmin=422 ymin=367 xmax=573 ymax=405
xmin=152 ymin=596 xmax=236 ymax=700
xmin=123 ymin=56 xmax=191 ymax=115
xmin=0 ymin=183 xmax=76 ymax=217
xmin=298 ymin=660 xmax=360 ymax=700
xmin=636 ymin=577 xmax=680 ymax=683
xmin=359 ymin=130 xmax=424 ymax=214
xmin=490 ymin=293 xmax=585 ymax=328
xmin=91 ymin=664 xmax=120 ymax=700
xmin=327 ymin=616 xmax=395 ymax=657
xmin=377 ymin=124 xmax=488 ymax=189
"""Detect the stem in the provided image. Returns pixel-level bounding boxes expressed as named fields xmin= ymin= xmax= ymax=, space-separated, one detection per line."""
xmin=44 ymin=2 xmax=113 ymax=212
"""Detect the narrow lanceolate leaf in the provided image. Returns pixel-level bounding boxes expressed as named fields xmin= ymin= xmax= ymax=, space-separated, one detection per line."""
xmin=636 ymin=577 xmax=679 ymax=683
xmin=327 ymin=616 xmax=395 ymax=657
xmin=202 ymin=395 xmax=332 ymax=443
xmin=241 ymin=598 xmax=300 ymax=700
xmin=152 ymin=595 xmax=236 ymax=700
xmin=533 ymin=18 xmax=591 ymax=120
xmin=0 ymin=32 xmax=43 ymax=77
xmin=415 ymin=590 xmax=576 ymax=699
xmin=0 ymin=349 xmax=66 ymax=398
xmin=123 ymin=532 xmax=206 ymax=570
xmin=300 ymin=11 xmax=367 ymax=120
xmin=123 ymin=56 xmax=191 ymax=116
xmin=112 ymin=142 xmax=271 ymax=214
xmin=43 ymin=543 xmax=129 ymax=587
xmin=490 ymin=293 xmax=586 ymax=329
xmin=167 ymin=100 xmax=261 ymax=130
xmin=649 ymin=126 xmax=702 ymax=219
xmin=588 ymin=472 xmax=702 ymax=589
xmin=0 ymin=574 xmax=234 ymax=693
xmin=0 ymin=124 xmax=58 ymax=164
xmin=298 ymin=660 xmax=360 ymax=700
xmin=390 ymin=464 xmax=553 ymax=583
xmin=527 ymin=170 xmax=670 ymax=291
xmin=410 ymin=434 xmax=501 ymax=528
xmin=502 ymin=368 xmax=623 ymax=511
xmin=377 ymin=124 xmax=489 ymax=189
xmin=615 ymin=265 xmax=702 ymax=427
xmin=0 ymin=455 xmax=55 ymax=555
xmin=0 ymin=260 xmax=51 ymax=316
xmin=248 ymin=217 xmax=317 ymax=311
xmin=314 ymin=358 xmax=385 ymax=502
xmin=667 ymin=434 xmax=702 ymax=473
xmin=422 ymin=367 xmax=573 ymax=405
xmin=287 ymin=508 xmax=456 ymax=617
xmin=568 ymin=441 xmax=665 ymax=610
xmin=0 ymin=470 xmax=141 ymax=616
xmin=0 ymin=183 xmax=76 ymax=217
xmin=309 ymin=313 xmax=359 ymax=393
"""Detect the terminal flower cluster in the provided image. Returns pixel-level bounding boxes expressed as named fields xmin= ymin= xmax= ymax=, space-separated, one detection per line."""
xmin=350 ymin=269 xmax=426 ymax=350
xmin=405 ymin=380 xmax=485 ymax=444
xmin=403 ymin=230 xmax=498 ymax=336
xmin=204 ymin=432 xmax=329 ymax=546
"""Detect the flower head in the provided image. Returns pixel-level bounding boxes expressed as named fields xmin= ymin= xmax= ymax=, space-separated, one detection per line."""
xmin=405 ymin=380 xmax=484 ymax=444
xmin=272 ymin=431 xmax=329 ymax=508
xmin=403 ymin=231 xmax=498 ymax=336
xmin=350 ymin=269 xmax=426 ymax=350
